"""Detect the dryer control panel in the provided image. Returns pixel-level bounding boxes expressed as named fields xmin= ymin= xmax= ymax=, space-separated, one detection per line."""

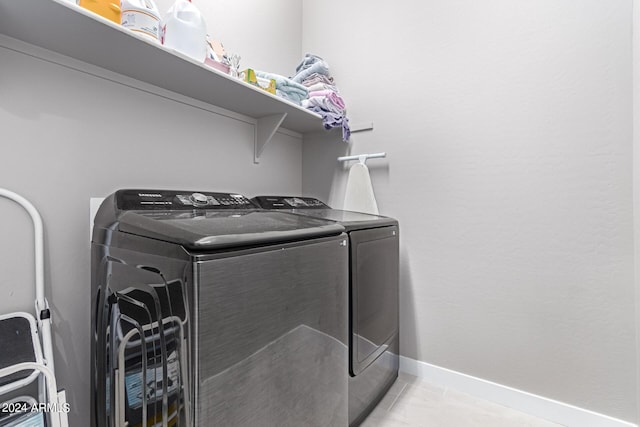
xmin=116 ymin=189 xmax=258 ymax=210
xmin=252 ymin=196 xmax=329 ymax=209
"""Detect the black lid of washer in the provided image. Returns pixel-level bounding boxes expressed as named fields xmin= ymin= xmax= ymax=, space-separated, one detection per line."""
xmin=251 ymin=196 xmax=398 ymax=231
xmin=93 ymin=190 xmax=345 ymax=250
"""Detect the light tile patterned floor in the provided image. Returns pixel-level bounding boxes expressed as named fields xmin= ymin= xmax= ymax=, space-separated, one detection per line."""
xmin=361 ymin=373 xmax=564 ymax=427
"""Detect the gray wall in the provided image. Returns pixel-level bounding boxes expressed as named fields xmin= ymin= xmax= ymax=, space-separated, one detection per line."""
xmin=0 ymin=1 xmax=303 ymax=422
xmin=302 ymin=0 xmax=636 ymax=422
xmin=634 ymin=0 xmax=640 ymax=424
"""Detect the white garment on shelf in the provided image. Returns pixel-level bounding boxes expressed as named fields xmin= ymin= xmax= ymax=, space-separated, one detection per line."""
xmin=343 ymin=163 xmax=379 ymax=215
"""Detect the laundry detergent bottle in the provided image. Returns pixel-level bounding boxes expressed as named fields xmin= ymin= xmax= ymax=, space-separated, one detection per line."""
xmin=79 ymin=0 xmax=121 ymax=23
xmin=121 ymin=0 xmax=162 ymax=42
xmin=162 ymin=0 xmax=207 ymax=62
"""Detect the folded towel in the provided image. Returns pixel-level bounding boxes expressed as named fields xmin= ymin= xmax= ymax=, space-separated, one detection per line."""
xmin=301 ymin=73 xmax=334 ymax=86
xmin=303 ymin=97 xmax=340 ymax=115
xmin=295 ymin=53 xmax=326 ymax=73
xmin=305 ymin=82 xmax=338 ymax=93
xmin=279 ymin=85 xmax=308 ymax=99
xmin=311 ymin=91 xmax=345 ymax=111
xmin=255 ymin=70 xmax=309 ymax=104
xmin=255 ymin=70 xmax=308 ymax=94
xmin=303 ymin=92 xmax=346 ymax=112
xmin=308 ymin=89 xmax=338 ymax=98
xmin=276 ymin=89 xmax=307 ymax=105
xmin=291 ymin=61 xmax=330 ymax=83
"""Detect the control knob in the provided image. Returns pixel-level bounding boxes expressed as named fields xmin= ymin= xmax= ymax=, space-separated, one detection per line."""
xmin=190 ymin=192 xmax=209 ymax=206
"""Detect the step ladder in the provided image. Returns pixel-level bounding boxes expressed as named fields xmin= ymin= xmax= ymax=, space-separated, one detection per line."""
xmin=0 ymin=189 xmax=68 ymax=427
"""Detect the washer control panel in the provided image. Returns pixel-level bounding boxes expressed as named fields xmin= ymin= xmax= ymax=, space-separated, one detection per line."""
xmin=252 ymin=196 xmax=329 ymax=209
xmin=116 ymin=190 xmax=257 ymax=210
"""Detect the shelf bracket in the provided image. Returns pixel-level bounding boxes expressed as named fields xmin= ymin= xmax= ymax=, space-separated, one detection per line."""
xmin=254 ymin=113 xmax=287 ymax=164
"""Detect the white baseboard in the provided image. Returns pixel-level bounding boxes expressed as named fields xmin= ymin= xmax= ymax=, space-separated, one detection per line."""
xmin=399 ymin=356 xmax=637 ymax=427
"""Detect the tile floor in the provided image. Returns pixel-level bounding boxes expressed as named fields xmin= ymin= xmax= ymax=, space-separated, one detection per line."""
xmin=361 ymin=373 xmax=564 ymax=427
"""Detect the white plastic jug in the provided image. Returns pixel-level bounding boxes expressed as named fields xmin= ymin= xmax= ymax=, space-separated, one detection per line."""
xmin=121 ymin=0 xmax=161 ymax=42
xmin=162 ymin=0 xmax=207 ymax=62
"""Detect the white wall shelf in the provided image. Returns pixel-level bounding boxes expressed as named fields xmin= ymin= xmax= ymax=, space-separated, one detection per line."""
xmin=0 ymin=0 xmax=323 ymax=162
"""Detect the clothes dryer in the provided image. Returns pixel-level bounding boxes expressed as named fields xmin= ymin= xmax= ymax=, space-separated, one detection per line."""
xmin=252 ymin=196 xmax=399 ymax=426
xmin=91 ymin=189 xmax=349 ymax=427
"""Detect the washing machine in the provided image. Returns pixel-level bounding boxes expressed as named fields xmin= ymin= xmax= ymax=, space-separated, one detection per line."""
xmin=252 ymin=196 xmax=399 ymax=426
xmin=91 ymin=189 xmax=349 ymax=427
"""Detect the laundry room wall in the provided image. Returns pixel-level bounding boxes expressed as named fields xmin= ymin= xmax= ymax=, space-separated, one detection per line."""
xmin=634 ymin=0 xmax=640 ymax=423
xmin=0 ymin=1 xmax=303 ymax=424
xmin=302 ymin=0 xmax=636 ymax=423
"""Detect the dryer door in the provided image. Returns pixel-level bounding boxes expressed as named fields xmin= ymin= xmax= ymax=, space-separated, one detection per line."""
xmin=351 ymin=226 xmax=399 ymax=376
